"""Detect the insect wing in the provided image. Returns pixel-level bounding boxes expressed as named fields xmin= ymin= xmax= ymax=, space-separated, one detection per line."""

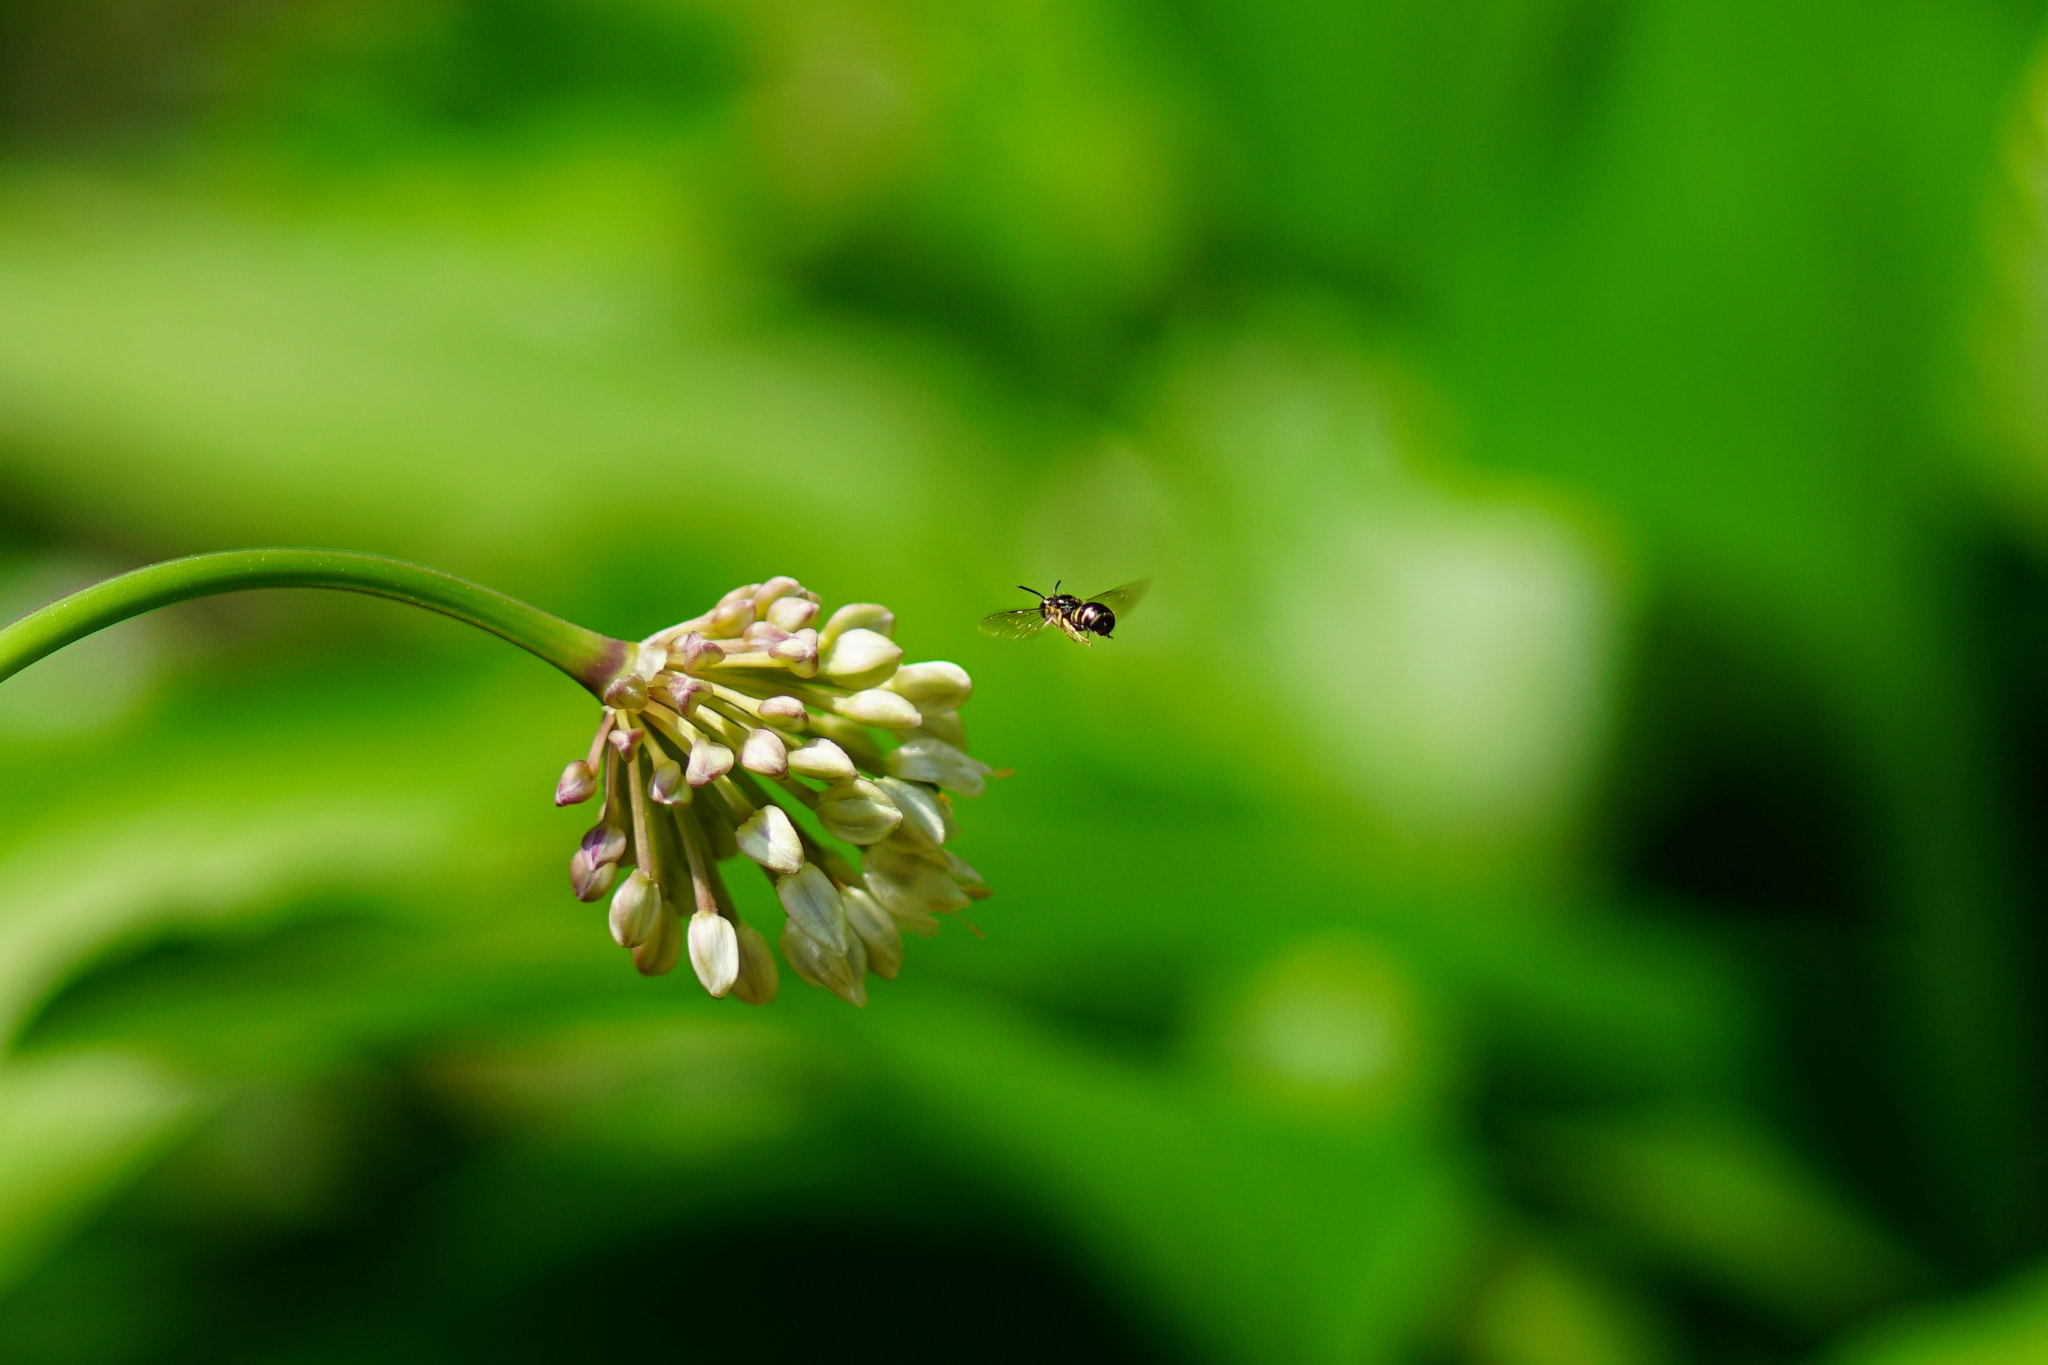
xmin=979 ymin=608 xmax=1050 ymax=640
xmin=1086 ymin=578 xmax=1152 ymax=618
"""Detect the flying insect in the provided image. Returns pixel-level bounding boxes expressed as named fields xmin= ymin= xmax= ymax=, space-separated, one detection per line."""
xmin=979 ymin=579 xmax=1151 ymax=645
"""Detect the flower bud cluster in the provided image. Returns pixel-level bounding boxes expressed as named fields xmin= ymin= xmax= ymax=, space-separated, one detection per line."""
xmin=556 ymin=577 xmax=994 ymax=1006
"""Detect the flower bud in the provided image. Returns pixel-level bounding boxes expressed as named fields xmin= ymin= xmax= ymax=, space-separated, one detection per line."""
xmin=770 ymin=629 xmax=820 ymax=676
xmin=776 ymin=863 xmax=849 ymax=954
xmin=555 ymin=760 xmax=597 ymax=806
xmin=707 ymin=598 xmax=752 ymax=637
xmin=757 ymin=695 xmax=808 ymax=731
xmin=633 ymin=903 xmax=682 ymax=977
xmin=842 ymin=885 xmax=904 ymax=980
xmin=650 ymin=759 xmax=688 ymax=806
xmin=744 ymin=620 xmax=791 ymax=651
xmin=885 ymin=735 xmax=993 ymax=797
xmin=779 ymin=920 xmax=867 ymax=1007
xmin=687 ymin=739 xmax=733 ymax=787
xmin=864 ymin=844 xmax=972 ymax=920
xmin=804 ymin=713 xmax=886 ymax=769
xmin=571 ymin=821 xmax=629 ymax=901
xmin=876 ymin=777 xmax=949 ymax=849
xmin=721 ymin=583 xmax=763 ymax=605
xmin=884 ymin=661 xmax=973 ymax=711
xmin=766 ymin=596 xmax=819 ymax=632
xmin=818 ymin=603 xmax=894 ymax=652
xmin=609 ymin=870 xmax=663 ymax=949
xmin=740 ymin=727 xmax=790 ymax=778
xmin=688 ymin=909 xmax=740 ymax=997
xmin=608 ymin=726 xmax=645 ymax=762
xmin=821 ymin=628 xmax=903 ymax=690
xmin=817 ymin=779 xmax=902 ymax=845
xmin=914 ymin=710 xmax=968 ymax=748
xmin=737 ymin=804 xmax=804 ymax=875
xmin=754 ymin=575 xmax=803 ymax=610
xmin=731 ymin=920 xmax=780 ymax=1005
xmin=788 ymin=738 xmax=856 ymax=782
xmin=663 ymin=674 xmax=707 ymax=717
xmin=603 ymin=674 xmax=648 ymax=710
xmin=679 ymin=631 xmax=726 ymax=672
xmin=833 ymin=688 xmax=921 ymax=729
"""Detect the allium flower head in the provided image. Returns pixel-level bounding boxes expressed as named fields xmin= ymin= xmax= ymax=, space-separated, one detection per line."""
xmin=555 ymin=577 xmax=995 ymax=1005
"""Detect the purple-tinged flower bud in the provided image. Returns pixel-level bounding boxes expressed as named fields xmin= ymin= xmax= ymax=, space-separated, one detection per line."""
xmin=842 ymin=885 xmax=903 ymax=980
xmin=817 ymin=779 xmax=902 ymax=845
xmin=770 ymin=628 xmax=820 ymax=676
xmin=571 ymin=821 xmax=629 ymax=901
xmin=741 ymin=727 xmax=790 ymax=778
xmin=679 ymin=632 xmax=726 ymax=672
xmin=821 ymin=628 xmax=903 ymax=690
xmin=737 ymin=804 xmax=803 ymax=876
xmin=650 ymin=759 xmax=688 ymax=806
xmin=633 ymin=903 xmax=682 ymax=977
xmin=754 ymin=576 xmax=803 ymax=610
xmin=609 ymin=726 xmax=645 ymax=762
xmin=876 ymin=777 xmax=949 ymax=849
xmin=609 ymin=870 xmax=662 ymax=949
xmin=731 ymin=921 xmax=779 ymax=1005
xmin=819 ymin=603 xmax=894 ymax=652
xmin=885 ymin=735 xmax=993 ymax=797
xmin=688 ymin=909 xmax=740 ymax=997
xmin=766 ymin=596 xmax=819 ymax=632
xmin=758 ymin=695 xmax=808 ymax=732
xmin=833 ymin=689 xmax=921 ymax=729
xmin=707 ymin=598 xmax=752 ymax=637
xmin=744 ymin=620 xmax=791 ymax=651
xmin=603 ymin=674 xmax=648 ymax=710
xmin=555 ymin=760 xmax=597 ymax=806
xmin=779 ymin=920 xmax=866 ymax=1007
xmin=776 ymin=863 xmax=848 ymax=954
xmin=788 ymin=738 xmax=856 ymax=782
xmin=884 ymin=661 xmax=972 ymax=711
xmin=662 ymin=674 xmax=708 ymax=717
xmin=687 ymin=739 xmax=733 ymax=787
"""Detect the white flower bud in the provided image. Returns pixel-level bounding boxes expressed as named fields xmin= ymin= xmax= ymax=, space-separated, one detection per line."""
xmin=633 ymin=902 xmax=683 ymax=977
xmin=788 ymin=738 xmax=856 ymax=782
xmin=757 ymin=695 xmax=808 ymax=731
xmin=884 ymin=661 xmax=973 ymax=711
xmin=687 ymin=739 xmax=733 ymax=787
xmin=805 ymin=712 xmax=886 ymax=768
xmin=833 ymin=688 xmax=921 ymax=729
xmin=555 ymin=760 xmax=597 ymax=806
xmin=737 ymin=804 xmax=803 ymax=875
xmin=766 ymin=596 xmax=819 ymax=632
xmin=819 ymin=603 xmax=894 ymax=652
xmin=688 ymin=909 xmax=740 ymax=997
xmin=731 ymin=920 xmax=780 ymax=1005
xmin=740 ymin=727 xmax=790 ymax=778
xmin=650 ymin=759 xmax=688 ymax=806
xmin=744 ymin=620 xmax=791 ymax=651
xmin=821 ymin=628 xmax=903 ymax=690
xmin=779 ymin=920 xmax=867 ymax=1007
xmin=885 ymin=736 xmax=993 ymax=797
xmin=775 ymin=863 xmax=848 ymax=954
xmin=842 ymin=885 xmax=904 ymax=980
xmin=721 ymin=583 xmax=763 ymax=605
xmin=914 ymin=710 xmax=967 ymax=748
xmin=864 ymin=844 xmax=972 ymax=920
xmin=609 ymin=870 xmax=663 ymax=949
xmin=876 ymin=776 xmax=949 ymax=848
xmin=816 ymin=779 xmax=902 ymax=844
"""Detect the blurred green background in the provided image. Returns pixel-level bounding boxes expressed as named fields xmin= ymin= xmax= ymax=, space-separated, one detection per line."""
xmin=6 ymin=1 xmax=2048 ymax=1361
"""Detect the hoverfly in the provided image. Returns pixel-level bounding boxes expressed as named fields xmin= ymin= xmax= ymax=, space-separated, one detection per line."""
xmin=978 ymin=579 xmax=1151 ymax=645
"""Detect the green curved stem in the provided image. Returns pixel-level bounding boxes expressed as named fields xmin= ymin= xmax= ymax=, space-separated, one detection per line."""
xmin=0 ymin=549 xmax=629 ymax=697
